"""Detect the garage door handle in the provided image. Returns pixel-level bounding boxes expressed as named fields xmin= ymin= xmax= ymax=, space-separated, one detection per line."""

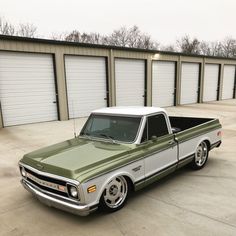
xmin=53 ymin=101 xmax=57 ymax=104
xmin=104 ymin=98 xmax=107 ymax=100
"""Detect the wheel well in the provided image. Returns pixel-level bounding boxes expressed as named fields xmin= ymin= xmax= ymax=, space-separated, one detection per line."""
xmin=203 ymin=140 xmax=210 ymax=150
xmin=124 ymin=176 xmax=135 ymax=192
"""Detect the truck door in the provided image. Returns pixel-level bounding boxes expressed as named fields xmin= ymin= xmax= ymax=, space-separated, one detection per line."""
xmin=141 ymin=113 xmax=178 ymax=185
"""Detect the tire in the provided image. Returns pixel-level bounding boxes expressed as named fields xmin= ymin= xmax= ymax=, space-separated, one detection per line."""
xmin=191 ymin=141 xmax=209 ymax=170
xmin=99 ymin=176 xmax=130 ymax=213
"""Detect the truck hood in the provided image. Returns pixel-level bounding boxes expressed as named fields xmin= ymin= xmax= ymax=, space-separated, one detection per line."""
xmin=21 ymin=137 xmax=133 ymax=181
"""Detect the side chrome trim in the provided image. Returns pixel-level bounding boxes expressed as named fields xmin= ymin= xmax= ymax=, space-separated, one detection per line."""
xmin=19 ymin=162 xmax=80 ymax=185
xmin=21 ymin=179 xmax=97 ymax=216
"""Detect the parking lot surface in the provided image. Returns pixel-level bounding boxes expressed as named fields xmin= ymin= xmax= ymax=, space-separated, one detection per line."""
xmin=1 ymin=100 xmax=236 ymax=236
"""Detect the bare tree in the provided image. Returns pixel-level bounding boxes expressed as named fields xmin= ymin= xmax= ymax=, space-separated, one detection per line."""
xmin=160 ymin=44 xmax=177 ymax=52
xmin=17 ymin=23 xmax=37 ymax=37
xmin=176 ymin=35 xmax=200 ymax=54
xmin=64 ymin=26 xmax=159 ymax=49
xmin=107 ymin=25 xmax=159 ymax=49
xmin=221 ymin=37 xmax=236 ymax=57
xmin=50 ymin=32 xmax=68 ymax=41
xmin=0 ymin=17 xmax=15 ymax=35
xmin=65 ymin=30 xmax=104 ymax=44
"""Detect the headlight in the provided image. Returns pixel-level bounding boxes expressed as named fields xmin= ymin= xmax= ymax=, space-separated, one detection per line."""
xmin=68 ymin=185 xmax=79 ymax=199
xmin=21 ymin=167 xmax=26 ymax=177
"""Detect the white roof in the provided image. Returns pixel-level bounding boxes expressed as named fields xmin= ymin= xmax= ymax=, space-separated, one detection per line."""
xmin=92 ymin=106 xmax=166 ymax=116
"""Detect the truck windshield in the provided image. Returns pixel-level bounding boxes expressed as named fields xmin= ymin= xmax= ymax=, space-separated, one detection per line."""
xmin=80 ymin=114 xmax=142 ymax=143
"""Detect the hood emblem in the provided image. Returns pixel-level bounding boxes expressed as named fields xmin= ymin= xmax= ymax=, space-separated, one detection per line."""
xmin=36 ymin=163 xmax=44 ymax=170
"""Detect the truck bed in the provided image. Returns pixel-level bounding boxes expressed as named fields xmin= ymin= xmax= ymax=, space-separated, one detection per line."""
xmin=169 ymin=116 xmax=214 ymax=133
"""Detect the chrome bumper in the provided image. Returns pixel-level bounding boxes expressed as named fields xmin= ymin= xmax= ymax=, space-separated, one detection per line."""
xmin=21 ymin=179 xmax=97 ymax=216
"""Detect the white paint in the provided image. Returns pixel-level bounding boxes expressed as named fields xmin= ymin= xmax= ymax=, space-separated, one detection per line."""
xmin=0 ymin=52 xmax=58 ymax=126
xmin=152 ymin=61 xmax=176 ymax=107
xmin=178 ymin=128 xmax=221 ymax=161
xmin=93 ymin=106 xmax=165 ymax=116
xmin=222 ymin=65 xmax=235 ymax=99
xmin=65 ymin=56 xmax=107 ymax=118
xmin=203 ymin=64 xmax=219 ymax=102
xmin=115 ymin=59 xmax=145 ymax=106
xmin=180 ymin=63 xmax=200 ymax=105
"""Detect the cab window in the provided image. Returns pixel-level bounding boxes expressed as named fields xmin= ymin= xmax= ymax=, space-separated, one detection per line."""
xmin=141 ymin=114 xmax=169 ymax=143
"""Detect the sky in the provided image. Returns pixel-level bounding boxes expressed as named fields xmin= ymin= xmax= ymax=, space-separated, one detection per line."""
xmin=0 ymin=0 xmax=236 ymax=45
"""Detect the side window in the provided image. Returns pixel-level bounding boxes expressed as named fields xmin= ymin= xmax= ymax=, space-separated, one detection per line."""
xmin=148 ymin=114 xmax=169 ymax=139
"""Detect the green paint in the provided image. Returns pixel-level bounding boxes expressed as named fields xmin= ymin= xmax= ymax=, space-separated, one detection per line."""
xmin=20 ymin=118 xmax=221 ymax=184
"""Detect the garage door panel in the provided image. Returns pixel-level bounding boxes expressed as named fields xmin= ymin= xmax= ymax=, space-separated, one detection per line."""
xmin=0 ymin=52 xmax=58 ymax=126
xmin=180 ymin=63 xmax=199 ymax=105
xmin=65 ymin=56 xmax=107 ymax=118
xmin=222 ymin=65 xmax=235 ymax=99
xmin=152 ymin=61 xmax=175 ymax=107
xmin=203 ymin=64 xmax=219 ymax=102
xmin=115 ymin=59 xmax=145 ymax=106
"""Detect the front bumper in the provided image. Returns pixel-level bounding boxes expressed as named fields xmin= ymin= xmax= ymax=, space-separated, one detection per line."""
xmin=21 ymin=179 xmax=98 ymax=216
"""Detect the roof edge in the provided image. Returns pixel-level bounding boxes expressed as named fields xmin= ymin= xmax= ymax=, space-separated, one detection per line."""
xmin=0 ymin=34 xmax=236 ymax=61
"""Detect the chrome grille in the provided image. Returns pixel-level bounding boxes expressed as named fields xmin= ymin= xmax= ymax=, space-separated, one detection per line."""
xmin=23 ymin=167 xmax=69 ymax=198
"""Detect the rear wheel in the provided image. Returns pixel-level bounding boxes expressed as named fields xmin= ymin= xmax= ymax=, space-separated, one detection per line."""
xmin=191 ymin=141 xmax=209 ymax=170
xmin=99 ymin=176 xmax=129 ymax=212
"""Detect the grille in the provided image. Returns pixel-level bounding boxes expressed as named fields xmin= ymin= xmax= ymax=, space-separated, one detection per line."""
xmin=24 ymin=167 xmax=69 ymax=198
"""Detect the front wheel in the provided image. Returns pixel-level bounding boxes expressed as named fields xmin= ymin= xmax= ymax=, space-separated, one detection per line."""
xmin=99 ymin=176 xmax=129 ymax=213
xmin=191 ymin=141 xmax=209 ymax=170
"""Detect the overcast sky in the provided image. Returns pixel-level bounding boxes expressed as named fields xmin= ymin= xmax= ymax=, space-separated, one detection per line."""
xmin=0 ymin=0 xmax=235 ymax=45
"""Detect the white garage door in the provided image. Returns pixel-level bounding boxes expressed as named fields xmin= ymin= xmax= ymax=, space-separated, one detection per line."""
xmin=65 ymin=56 xmax=107 ymax=118
xmin=0 ymin=52 xmax=58 ymax=127
xmin=222 ymin=65 xmax=235 ymax=99
xmin=152 ymin=61 xmax=176 ymax=107
xmin=180 ymin=63 xmax=200 ymax=104
xmin=203 ymin=64 xmax=219 ymax=102
xmin=115 ymin=59 xmax=145 ymax=106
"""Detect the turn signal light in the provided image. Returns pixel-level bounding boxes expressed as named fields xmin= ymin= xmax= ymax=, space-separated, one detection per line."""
xmin=217 ymin=131 xmax=222 ymax=137
xmin=87 ymin=185 xmax=96 ymax=193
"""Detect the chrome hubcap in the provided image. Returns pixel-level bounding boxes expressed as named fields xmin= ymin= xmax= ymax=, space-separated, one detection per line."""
xmin=195 ymin=142 xmax=208 ymax=166
xmin=103 ymin=176 xmax=128 ymax=209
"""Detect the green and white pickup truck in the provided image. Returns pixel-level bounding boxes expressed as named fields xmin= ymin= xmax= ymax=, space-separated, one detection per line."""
xmin=19 ymin=107 xmax=222 ymax=216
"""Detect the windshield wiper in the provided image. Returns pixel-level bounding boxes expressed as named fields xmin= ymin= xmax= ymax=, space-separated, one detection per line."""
xmin=99 ymin=134 xmax=117 ymax=144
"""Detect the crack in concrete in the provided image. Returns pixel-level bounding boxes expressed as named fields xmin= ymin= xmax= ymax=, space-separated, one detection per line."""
xmin=145 ymin=194 xmax=236 ymax=230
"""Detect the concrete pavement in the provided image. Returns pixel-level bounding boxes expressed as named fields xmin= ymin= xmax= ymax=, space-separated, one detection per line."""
xmin=0 ymin=100 xmax=236 ymax=236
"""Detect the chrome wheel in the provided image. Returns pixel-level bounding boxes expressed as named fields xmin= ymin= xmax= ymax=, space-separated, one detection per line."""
xmin=102 ymin=176 xmax=128 ymax=209
xmin=195 ymin=142 xmax=208 ymax=167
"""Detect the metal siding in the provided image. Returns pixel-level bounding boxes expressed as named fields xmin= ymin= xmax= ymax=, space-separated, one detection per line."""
xmin=222 ymin=65 xmax=236 ymax=99
xmin=203 ymin=64 xmax=219 ymax=102
xmin=0 ymin=52 xmax=58 ymax=126
xmin=65 ymin=56 xmax=107 ymax=118
xmin=152 ymin=61 xmax=175 ymax=107
xmin=180 ymin=63 xmax=200 ymax=104
xmin=115 ymin=58 xmax=145 ymax=106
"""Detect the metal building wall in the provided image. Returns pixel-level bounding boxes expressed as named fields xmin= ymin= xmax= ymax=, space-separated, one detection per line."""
xmin=0 ymin=36 xmax=236 ymax=128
